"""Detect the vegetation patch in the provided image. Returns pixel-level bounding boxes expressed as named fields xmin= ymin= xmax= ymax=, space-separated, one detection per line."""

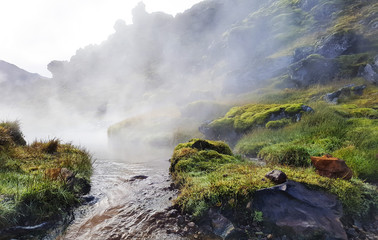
xmin=202 ymin=103 xmax=308 ymax=144
xmin=235 ymin=84 xmax=378 ymax=182
xmin=170 ymin=139 xmax=377 ymax=222
xmin=0 ymin=121 xmax=92 ymax=230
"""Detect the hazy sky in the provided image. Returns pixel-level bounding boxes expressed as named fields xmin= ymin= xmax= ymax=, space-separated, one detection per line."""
xmin=0 ymin=0 xmax=203 ymax=77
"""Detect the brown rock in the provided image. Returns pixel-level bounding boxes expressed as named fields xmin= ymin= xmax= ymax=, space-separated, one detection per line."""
xmin=310 ymin=155 xmax=353 ymax=180
xmin=44 ymin=168 xmax=61 ymax=180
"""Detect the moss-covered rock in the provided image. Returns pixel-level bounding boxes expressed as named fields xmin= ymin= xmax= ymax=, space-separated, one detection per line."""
xmin=266 ymin=119 xmax=292 ymax=129
xmin=200 ymin=103 xmax=311 ymax=144
xmin=170 ymin=140 xmax=378 ymax=234
xmin=170 ymin=138 xmax=233 ymax=174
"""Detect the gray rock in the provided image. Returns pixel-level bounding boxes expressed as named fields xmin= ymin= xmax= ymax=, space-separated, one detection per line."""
xmin=208 ymin=208 xmax=248 ymax=240
xmin=315 ymin=31 xmax=359 ymax=58
xmin=177 ymin=215 xmax=185 ymax=225
xmin=187 ymin=222 xmax=196 ymax=228
xmin=251 ymin=181 xmax=347 ymax=240
xmin=293 ymin=46 xmax=314 ymax=61
xmin=129 ymin=175 xmax=148 ymax=181
xmin=360 ymin=56 xmax=378 ymax=84
xmin=288 ymin=54 xmax=338 ymax=87
xmin=324 ymin=84 xmax=366 ymax=104
xmin=265 ymin=170 xmax=287 ymax=184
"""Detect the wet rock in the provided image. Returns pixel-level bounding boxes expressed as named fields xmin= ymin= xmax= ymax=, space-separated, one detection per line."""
xmin=166 ymin=209 xmax=179 ymax=218
xmin=324 ymin=84 xmax=366 ymax=104
xmin=177 ymin=215 xmax=185 ymax=225
xmin=208 ymin=208 xmax=248 ymax=240
xmin=288 ymin=54 xmax=338 ymax=87
xmin=70 ymin=177 xmax=91 ymax=195
xmin=252 ymin=181 xmax=347 ymax=240
xmin=129 ymin=175 xmax=148 ymax=181
xmin=310 ymin=154 xmax=353 ymax=180
xmin=265 ymin=170 xmax=287 ymax=184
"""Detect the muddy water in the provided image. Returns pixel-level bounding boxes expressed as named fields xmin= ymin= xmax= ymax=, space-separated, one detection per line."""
xmin=60 ymin=157 xmax=187 ymax=240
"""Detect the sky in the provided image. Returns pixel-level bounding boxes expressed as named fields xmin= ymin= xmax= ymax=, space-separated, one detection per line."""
xmin=0 ymin=0 xmax=203 ymax=77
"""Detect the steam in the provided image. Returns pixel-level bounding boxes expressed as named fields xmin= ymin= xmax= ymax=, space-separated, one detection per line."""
xmin=0 ymin=0 xmax=356 ymax=161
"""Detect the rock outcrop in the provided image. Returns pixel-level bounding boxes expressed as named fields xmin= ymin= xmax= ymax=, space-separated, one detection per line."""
xmin=324 ymin=84 xmax=366 ymax=104
xmin=310 ymin=155 xmax=353 ymax=180
xmin=360 ymin=55 xmax=378 ymax=84
xmin=251 ymin=181 xmax=347 ymax=240
xmin=288 ymin=54 xmax=338 ymax=87
xmin=315 ymin=31 xmax=360 ymax=59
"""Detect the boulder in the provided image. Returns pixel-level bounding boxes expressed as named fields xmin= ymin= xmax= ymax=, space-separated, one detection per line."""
xmin=251 ymin=181 xmax=347 ymax=240
xmin=265 ymin=170 xmax=287 ymax=184
xmin=310 ymin=155 xmax=353 ymax=180
xmin=324 ymin=84 xmax=366 ymax=104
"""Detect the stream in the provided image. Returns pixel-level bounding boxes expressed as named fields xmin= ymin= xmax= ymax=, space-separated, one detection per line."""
xmin=59 ymin=156 xmax=187 ymax=240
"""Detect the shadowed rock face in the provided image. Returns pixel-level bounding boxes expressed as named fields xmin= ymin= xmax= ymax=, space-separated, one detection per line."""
xmin=251 ymin=181 xmax=347 ymax=240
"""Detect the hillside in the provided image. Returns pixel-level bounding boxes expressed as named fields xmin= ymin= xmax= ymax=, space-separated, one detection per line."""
xmin=100 ymin=0 xmax=377 ymax=157
xmin=0 ymin=59 xmax=50 ymax=108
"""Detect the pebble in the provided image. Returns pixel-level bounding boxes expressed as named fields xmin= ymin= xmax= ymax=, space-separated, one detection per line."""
xmin=267 ymin=234 xmax=273 ymax=239
xmin=188 ymin=222 xmax=196 ymax=228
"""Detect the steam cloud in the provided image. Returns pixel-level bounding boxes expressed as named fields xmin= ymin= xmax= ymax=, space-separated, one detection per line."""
xmin=0 ymin=0 xmax=360 ymax=161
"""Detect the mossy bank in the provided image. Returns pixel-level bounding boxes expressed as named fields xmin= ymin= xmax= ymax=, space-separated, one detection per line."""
xmin=170 ymin=83 xmax=378 ymax=239
xmin=0 ymin=121 xmax=92 ymax=237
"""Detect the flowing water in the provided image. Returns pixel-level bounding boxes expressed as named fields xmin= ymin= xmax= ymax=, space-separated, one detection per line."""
xmin=59 ymin=156 xmax=187 ymax=240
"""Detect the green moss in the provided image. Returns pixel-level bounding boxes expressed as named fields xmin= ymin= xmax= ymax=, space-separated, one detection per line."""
xmin=333 ymin=146 xmax=377 ymax=180
xmin=170 ymin=139 xmax=377 ymax=220
xmin=336 ymin=54 xmax=371 ymax=78
xmin=266 ymin=119 xmax=291 ymax=129
xmin=208 ymin=103 xmax=306 ymax=135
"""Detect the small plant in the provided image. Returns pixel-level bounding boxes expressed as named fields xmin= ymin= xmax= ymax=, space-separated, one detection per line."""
xmin=253 ymin=210 xmax=263 ymax=222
